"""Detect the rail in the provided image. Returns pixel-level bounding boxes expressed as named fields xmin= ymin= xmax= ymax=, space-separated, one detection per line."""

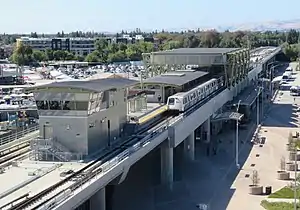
xmin=0 ymin=125 xmax=39 ymax=146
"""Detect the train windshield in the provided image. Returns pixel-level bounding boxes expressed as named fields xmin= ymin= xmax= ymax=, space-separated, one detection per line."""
xmin=168 ymin=98 xmax=175 ymax=105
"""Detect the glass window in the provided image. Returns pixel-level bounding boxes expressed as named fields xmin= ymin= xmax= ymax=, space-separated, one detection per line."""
xmin=49 ymin=101 xmax=61 ymax=110
xmin=168 ymin=98 xmax=175 ymax=105
xmin=36 ymin=100 xmax=48 ymax=110
xmin=63 ymin=101 xmax=75 ymax=110
xmin=76 ymin=101 xmax=89 ymax=110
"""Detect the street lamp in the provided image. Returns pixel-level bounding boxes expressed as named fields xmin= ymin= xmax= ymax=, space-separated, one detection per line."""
xmin=256 ymin=87 xmax=263 ymax=126
xmin=236 ymin=100 xmax=241 ymax=169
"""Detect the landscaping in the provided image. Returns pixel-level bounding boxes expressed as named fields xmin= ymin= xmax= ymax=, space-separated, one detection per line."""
xmin=261 ymin=200 xmax=300 ymax=210
xmin=268 ymin=187 xmax=297 ymax=199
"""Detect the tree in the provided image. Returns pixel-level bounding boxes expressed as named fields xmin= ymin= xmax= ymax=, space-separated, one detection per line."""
xmin=12 ymin=42 xmax=33 ymax=65
xmin=280 ymin=156 xmax=286 ymax=171
xmin=251 ymin=170 xmax=260 ymax=186
xmin=85 ymin=51 xmax=100 ymax=62
xmin=32 ymin=50 xmax=46 ymax=62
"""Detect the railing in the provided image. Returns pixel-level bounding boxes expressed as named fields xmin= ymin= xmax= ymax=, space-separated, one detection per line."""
xmin=0 ymin=125 xmax=39 ymax=146
xmin=30 ymin=137 xmax=83 ymax=162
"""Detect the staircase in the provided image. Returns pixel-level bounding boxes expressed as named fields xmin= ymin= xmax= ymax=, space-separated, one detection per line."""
xmin=47 ymin=139 xmax=72 ymax=162
xmin=31 ymin=137 xmax=72 ymax=162
xmin=47 ymin=147 xmax=69 ymax=162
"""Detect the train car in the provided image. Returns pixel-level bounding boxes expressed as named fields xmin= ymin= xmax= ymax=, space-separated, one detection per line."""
xmin=167 ymin=78 xmax=219 ymax=112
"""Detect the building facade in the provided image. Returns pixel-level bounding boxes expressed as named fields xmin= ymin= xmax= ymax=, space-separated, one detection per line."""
xmin=17 ymin=35 xmax=160 ymax=56
xmin=16 ymin=37 xmax=96 ymax=56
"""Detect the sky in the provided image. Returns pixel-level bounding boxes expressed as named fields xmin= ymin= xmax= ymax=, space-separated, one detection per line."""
xmin=1 ymin=0 xmax=300 ymax=33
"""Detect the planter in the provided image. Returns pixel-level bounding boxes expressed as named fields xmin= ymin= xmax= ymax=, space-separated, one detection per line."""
xmin=288 ymin=152 xmax=300 ymax=161
xmin=286 ymin=162 xmax=298 ymax=171
xmin=249 ymin=185 xmax=263 ymax=195
xmin=277 ymin=171 xmax=290 ymax=180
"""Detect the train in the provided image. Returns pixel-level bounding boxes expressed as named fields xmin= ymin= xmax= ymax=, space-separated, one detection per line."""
xmin=167 ymin=78 xmax=221 ymax=112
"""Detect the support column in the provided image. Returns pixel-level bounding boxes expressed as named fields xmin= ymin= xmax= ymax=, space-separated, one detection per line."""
xmin=184 ymin=132 xmax=195 ymax=161
xmin=160 ymin=140 xmax=173 ymax=190
xmin=204 ymin=117 xmax=211 ymax=156
xmin=90 ymin=187 xmax=106 ymax=210
xmin=206 ymin=118 xmax=211 ymax=143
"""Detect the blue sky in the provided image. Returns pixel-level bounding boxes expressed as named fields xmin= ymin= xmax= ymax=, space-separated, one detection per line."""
xmin=1 ymin=0 xmax=300 ymax=33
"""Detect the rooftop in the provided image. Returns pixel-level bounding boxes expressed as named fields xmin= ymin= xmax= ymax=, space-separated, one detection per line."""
xmin=29 ymin=78 xmax=139 ymax=93
xmin=152 ymin=48 xmax=240 ymax=55
xmin=143 ymin=70 xmax=208 ymax=86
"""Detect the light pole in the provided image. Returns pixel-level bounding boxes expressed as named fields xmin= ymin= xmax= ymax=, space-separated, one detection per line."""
xmin=294 ymin=141 xmax=297 ymax=210
xmin=236 ymin=100 xmax=241 ymax=169
xmin=257 ymin=89 xmax=260 ymax=127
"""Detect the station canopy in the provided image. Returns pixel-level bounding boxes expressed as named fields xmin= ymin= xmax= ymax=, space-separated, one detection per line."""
xmin=212 ymin=112 xmax=244 ymax=122
xmin=29 ymin=78 xmax=139 ymax=92
xmin=143 ymin=70 xmax=208 ymax=86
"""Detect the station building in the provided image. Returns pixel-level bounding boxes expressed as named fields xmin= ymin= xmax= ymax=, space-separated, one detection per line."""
xmin=28 ymin=78 xmax=138 ymax=161
xmin=131 ymin=70 xmax=210 ymax=103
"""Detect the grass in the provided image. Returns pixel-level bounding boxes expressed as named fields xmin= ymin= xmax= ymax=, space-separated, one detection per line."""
xmin=261 ymin=200 xmax=300 ymax=210
xmin=268 ymin=187 xmax=296 ymax=199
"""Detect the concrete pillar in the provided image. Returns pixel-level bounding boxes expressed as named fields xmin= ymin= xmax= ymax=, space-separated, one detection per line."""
xmin=160 ymin=140 xmax=173 ymax=190
xmin=184 ymin=132 xmax=195 ymax=161
xmin=90 ymin=187 xmax=105 ymax=210
xmin=206 ymin=118 xmax=211 ymax=143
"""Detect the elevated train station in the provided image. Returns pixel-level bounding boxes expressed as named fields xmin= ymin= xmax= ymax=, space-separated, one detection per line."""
xmin=0 ymin=46 xmax=283 ymax=210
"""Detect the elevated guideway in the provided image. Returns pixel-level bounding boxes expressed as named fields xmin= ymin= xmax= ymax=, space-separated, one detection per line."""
xmin=2 ymin=47 xmax=281 ymax=210
xmin=50 ymin=47 xmax=282 ymax=210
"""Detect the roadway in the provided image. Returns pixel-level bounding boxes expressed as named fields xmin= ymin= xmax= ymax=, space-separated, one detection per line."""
xmin=0 ymin=46 xmax=282 ymax=210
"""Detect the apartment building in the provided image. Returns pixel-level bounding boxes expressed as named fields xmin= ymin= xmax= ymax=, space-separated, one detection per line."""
xmin=16 ymin=37 xmax=95 ymax=56
xmin=16 ymin=35 xmax=160 ymax=56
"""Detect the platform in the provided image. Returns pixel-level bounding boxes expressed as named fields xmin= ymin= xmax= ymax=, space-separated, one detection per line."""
xmin=231 ymin=85 xmax=260 ymax=106
xmin=128 ymin=103 xmax=168 ymax=124
xmin=0 ymin=159 xmax=87 ymax=207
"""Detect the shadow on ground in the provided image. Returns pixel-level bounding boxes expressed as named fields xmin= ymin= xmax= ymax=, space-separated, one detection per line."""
xmin=263 ymin=103 xmax=298 ymax=128
xmin=110 ymin=122 xmax=256 ymax=210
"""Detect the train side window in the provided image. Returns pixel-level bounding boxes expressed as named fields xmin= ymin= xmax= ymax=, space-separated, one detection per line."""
xmin=183 ymin=98 xmax=187 ymax=104
xmin=49 ymin=101 xmax=61 ymax=110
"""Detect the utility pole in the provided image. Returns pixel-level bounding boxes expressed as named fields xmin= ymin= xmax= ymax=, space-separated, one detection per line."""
xmin=294 ymin=140 xmax=297 ymax=210
xmin=257 ymin=88 xmax=260 ymax=127
xmin=236 ymin=100 xmax=241 ymax=169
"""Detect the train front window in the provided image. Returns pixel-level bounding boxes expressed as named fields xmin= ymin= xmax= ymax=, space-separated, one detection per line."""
xmin=168 ymin=98 xmax=175 ymax=105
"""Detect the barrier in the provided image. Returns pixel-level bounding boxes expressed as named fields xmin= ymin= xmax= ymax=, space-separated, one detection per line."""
xmin=0 ymin=125 xmax=39 ymax=146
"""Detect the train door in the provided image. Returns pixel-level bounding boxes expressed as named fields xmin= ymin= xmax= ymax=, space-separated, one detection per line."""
xmin=42 ymin=123 xmax=53 ymax=139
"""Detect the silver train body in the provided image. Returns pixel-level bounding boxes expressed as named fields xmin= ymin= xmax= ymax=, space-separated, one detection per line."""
xmin=167 ymin=78 xmax=219 ymax=112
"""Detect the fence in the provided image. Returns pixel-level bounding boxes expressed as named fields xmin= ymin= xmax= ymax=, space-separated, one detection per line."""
xmin=0 ymin=125 xmax=39 ymax=146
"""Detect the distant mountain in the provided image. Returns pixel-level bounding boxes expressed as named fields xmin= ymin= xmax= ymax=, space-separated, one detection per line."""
xmin=216 ymin=19 xmax=300 ymax=32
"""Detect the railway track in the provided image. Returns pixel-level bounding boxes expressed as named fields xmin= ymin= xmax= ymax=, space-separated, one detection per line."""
xmin=0 ymin=141 xmax=30 ymax=165
xmin=5 ymin=111 xmax=176 ymax=210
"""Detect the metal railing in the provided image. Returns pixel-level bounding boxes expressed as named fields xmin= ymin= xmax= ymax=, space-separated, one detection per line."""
xmin=0 ymin=125 xmax=39 ymax=146
xmin=30 ymin=137 xmax=83 ymax=162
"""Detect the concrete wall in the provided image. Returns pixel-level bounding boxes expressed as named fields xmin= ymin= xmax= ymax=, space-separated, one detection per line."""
xmin=87 ymin=88 xmax=127 ymax=154
xmin=39 ymin=116 xmax=88 ymax=154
